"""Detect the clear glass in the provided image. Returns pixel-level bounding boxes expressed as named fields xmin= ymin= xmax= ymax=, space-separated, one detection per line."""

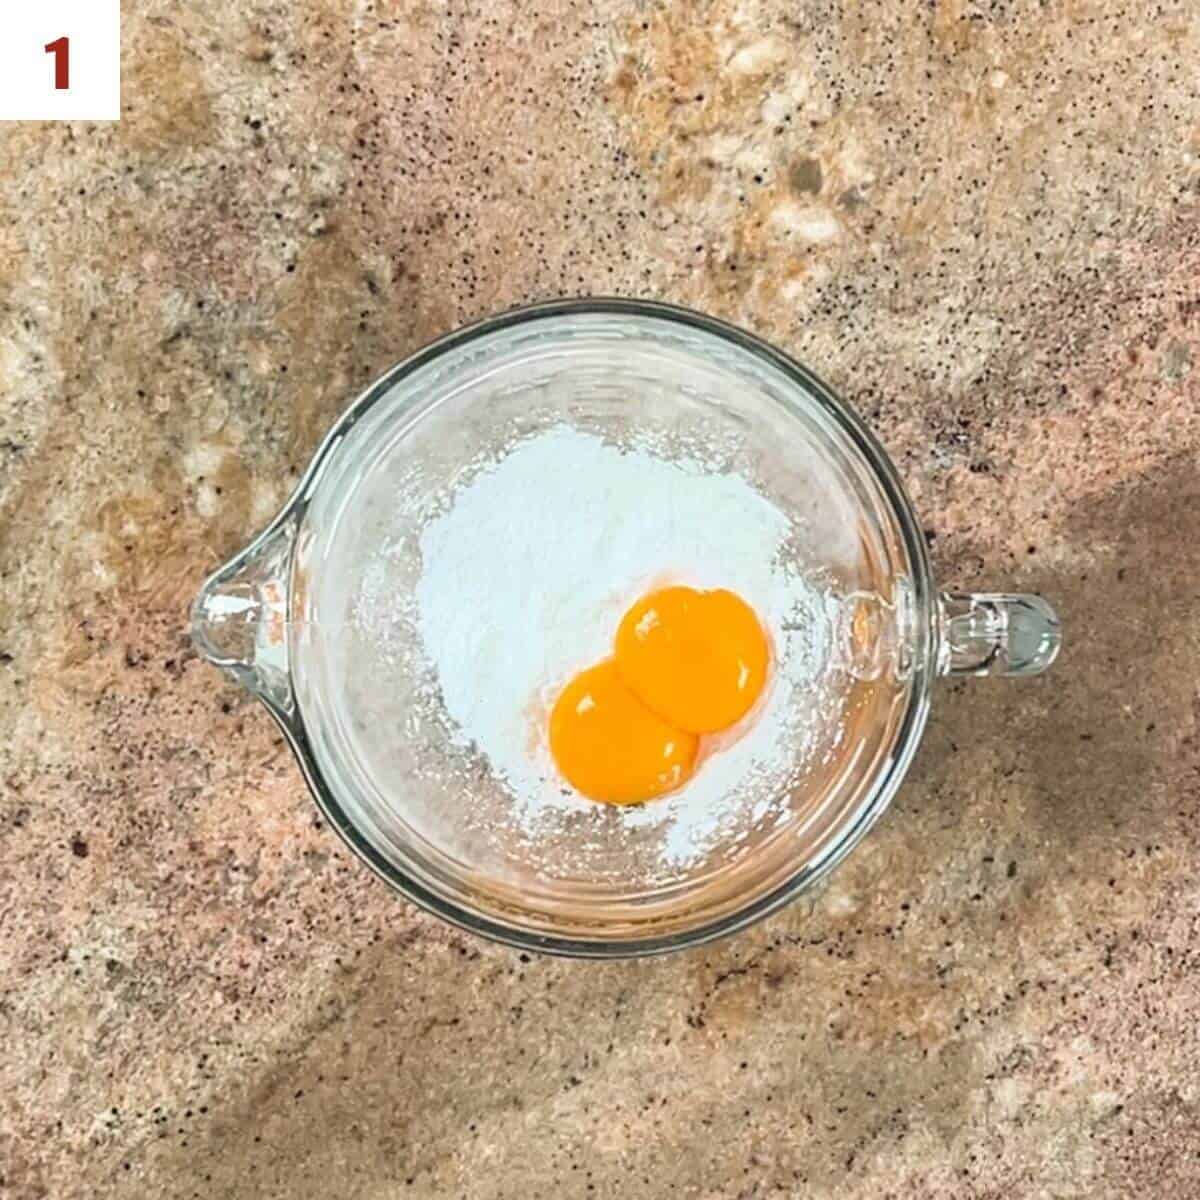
xmin=192 ymin=300 xmax=1061 ymax=957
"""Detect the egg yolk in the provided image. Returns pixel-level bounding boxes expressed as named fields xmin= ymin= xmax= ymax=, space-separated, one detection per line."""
xmin=548 ymin=585 xmax=770 ymax=806
xmin=548 ymin=660 xmax=698 ymax=805
xmin=615 ymin=586 xmax=769 ymax=734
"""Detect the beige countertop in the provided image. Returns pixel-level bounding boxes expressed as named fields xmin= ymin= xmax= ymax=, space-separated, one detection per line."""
xmin=2 ymin=1 xmax=1199 ymax=1195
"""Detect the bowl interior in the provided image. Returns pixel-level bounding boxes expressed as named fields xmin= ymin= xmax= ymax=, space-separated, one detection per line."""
xmin=289 ymin=307 xmax=925 ymax=949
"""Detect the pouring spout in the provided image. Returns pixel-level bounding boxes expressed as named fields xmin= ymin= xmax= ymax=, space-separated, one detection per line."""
xmin=191 ymin=515 xmax=297 ymax=714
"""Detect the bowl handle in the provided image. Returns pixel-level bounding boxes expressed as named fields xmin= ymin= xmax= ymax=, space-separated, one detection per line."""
xmin=190 ymin=515 xmax=298 ymax=717
xmin=936 ymin=591 xmax=1061 ymax=678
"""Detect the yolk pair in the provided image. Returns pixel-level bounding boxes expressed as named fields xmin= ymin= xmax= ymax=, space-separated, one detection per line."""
xmin=549 ymin=587 xmax=769 ymax=805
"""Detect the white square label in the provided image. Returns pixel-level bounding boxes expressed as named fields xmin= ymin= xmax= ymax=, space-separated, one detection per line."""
xmin=0 ymin=0 xmax=120 ymax=121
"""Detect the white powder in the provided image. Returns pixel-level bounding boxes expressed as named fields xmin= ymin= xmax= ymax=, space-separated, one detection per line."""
xmin=407 ymin=425 xmax=837 ymax=870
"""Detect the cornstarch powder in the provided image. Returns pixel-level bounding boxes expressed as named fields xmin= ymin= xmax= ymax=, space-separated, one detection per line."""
xmin=407 ymin=425 xmax=835 ymax=868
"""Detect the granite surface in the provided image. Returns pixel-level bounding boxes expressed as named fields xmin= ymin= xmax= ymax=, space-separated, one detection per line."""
xmin=2 ymin=0 xmax=1199 ymax=1195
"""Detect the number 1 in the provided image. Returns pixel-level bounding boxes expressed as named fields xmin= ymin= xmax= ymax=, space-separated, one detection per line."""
xmin=45 ymin=37 xmax=69 ymax=90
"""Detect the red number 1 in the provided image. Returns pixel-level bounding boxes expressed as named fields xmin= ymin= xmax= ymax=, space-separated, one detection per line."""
xmin=45 ymin=37 xmax=69 ymax=90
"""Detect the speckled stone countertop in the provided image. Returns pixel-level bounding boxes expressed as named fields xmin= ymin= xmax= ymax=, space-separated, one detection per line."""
xmin=2 ymin=1 xmax=1199 ymax=1196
